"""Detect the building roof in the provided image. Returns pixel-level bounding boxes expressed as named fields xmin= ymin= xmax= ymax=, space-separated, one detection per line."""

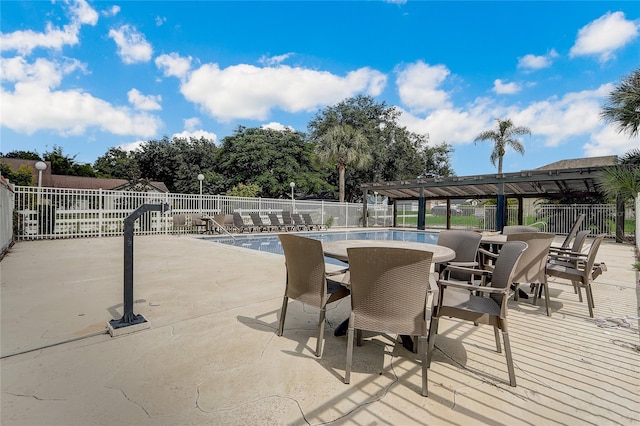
xmin=362 ymin=156 xmax=618 ymax=201
xmin=1 ymin=158 xmax=169 ymax=192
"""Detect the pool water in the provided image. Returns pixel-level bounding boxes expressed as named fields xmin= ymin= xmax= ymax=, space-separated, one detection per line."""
xmin=203 ymin=229 xmax=439 ymax=265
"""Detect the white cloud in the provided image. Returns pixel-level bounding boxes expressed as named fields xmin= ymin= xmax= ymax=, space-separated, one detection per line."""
xmin=259 ymin=53 xmax=293 ymax=66
xmin=570 ymin=11 xmax=639 ymax=62
xmin=584 ymin=125 xmax=640 ymax=157
xmin=155 ymin=53 xmax=192 ymax=79
xmin=398 ymin=84 xmax=617 ymax=156
xmin=395 ymin=61 xmax=451 ymax=113
xmin=172 ymin=130 xmax=217 ymax=143
xmin=261 ymin=122 xmax=295 ymax=131
xmin=108 ymin=25 xmax=153 ymax=64
xmin=155 ymin=16 xmax=167 ymax=26
xmin=0 ymin=0 xmax=98 ymax=55
xmin=518 ymin=49 xmax=558 ymax=70
xmin=184 ymin=117 xmax=201 ymax=131
xmin=102 ymin=5 xmax=120 ymax=17
xmin=493 ymin=79 xmax=521 ymax=95
xmin=179 ymin=63 xmax=386 ymax=121
xmin=117 ymin=141 xmax=145 ymax=152
xmin=0 ymin=57 xmax=162 ymax=137
xmin=127 ymin=88 xmax=161 ymax=110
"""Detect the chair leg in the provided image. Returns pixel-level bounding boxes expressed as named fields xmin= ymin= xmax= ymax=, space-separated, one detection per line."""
xmin=543 ymin=283 xmax=551 ymax=317
xmin=494 ymin=326 xmax=502 ymax=353
xmin=502 ymin=330 xmax=517 ymax=387
xmin=419 ymin=335 xmax=428 ymax=397
xmin=316 ymin=307 xmax=326 ymax=357
xmin=574 ymin=280 xmax=583 ymax=302
xmin=585 ymin=283 xmax=595 ymax=318
xmin=513 ymin=283 xmax=520 ymax=301
xmin=531 ymin=283 xmax=539 ymax=305
xmin=277 ymin=296 xmax=288 ymax=336
xmin=356 ymin=329 xmax=363 ymax=346
xmin=345 ymin=326 xmax=354 ymax=384
xmin=427 ymin=317 xmax=439 ymax=368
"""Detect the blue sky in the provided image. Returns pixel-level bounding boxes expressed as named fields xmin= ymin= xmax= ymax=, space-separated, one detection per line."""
xmin=1 ymin=0 xmax=639 ymax=178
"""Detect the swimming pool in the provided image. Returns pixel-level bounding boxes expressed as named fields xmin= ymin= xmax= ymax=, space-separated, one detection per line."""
xmin=203 ymin=229 xmax=439 ymax=265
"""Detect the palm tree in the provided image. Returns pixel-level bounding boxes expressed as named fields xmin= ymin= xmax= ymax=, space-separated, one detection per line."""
xmin=601 ymin=68 xmax=640 ymax=139
xmin=597 ymin=148 xmax=640 ymax=202
xmin=474 ymin=118 xmax=530 ymax=231
xmin=474 ymin=118 xmax=530 ymax=174
xmin=315 ymin=124 xmax=372 ymax=202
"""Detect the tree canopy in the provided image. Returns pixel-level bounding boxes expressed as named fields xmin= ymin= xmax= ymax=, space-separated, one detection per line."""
xmin=601 ymin=67 xmax=640 ymax=139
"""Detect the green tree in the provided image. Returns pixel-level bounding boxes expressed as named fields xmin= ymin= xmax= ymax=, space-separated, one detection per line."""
xmin=216 ymin=126 xmax=331 ymax=198
xmin=134 ymin=136 xmax=220 ymax=193
xmin=315 ymin=124 xmax=372 ymax=203
xmin=93 ymin=147 xmax=141 ymax=181
xmin=43 ymin=145 xmax=96 ymax=177
xmin=2 ymin=150 xmax=42 ymax=160
xmin=601 ymin=68 xmax=640 ymax=138
xmin=597 ymin=148 xmax=640 ymax=202
xmin=308 ymin=95 xmax=431 ymax=202
xmin=422 ymin=141 xmax=455 ymax=178
xmin=474 ymin=118 xmax=530 ymax=174
xmin=226 ymin=182 xmax=262 ymax=197
xmin=0 ymin=163 xmax=34 ymax=185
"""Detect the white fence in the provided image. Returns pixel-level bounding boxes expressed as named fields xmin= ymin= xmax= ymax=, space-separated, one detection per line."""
xmin=1 ymin=179 xmax=14 ymax=254
xmin=12 ymin=186 xmax=394 ymax=240
xmin=396 ymin=203 xmax=627 ymax=237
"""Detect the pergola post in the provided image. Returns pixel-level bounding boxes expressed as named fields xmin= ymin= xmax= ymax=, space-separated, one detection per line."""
xmin=446 ymin=199 xmax=452 ymax=230
xmin=417 ymin=187 xmax=426 ymax=230
xmin=363 ymin=190 xmax=369 ymax=228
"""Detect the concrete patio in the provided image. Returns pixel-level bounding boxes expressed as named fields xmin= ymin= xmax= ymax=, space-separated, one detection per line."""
xmin=1 ymin=233 xmax=639 ymax=425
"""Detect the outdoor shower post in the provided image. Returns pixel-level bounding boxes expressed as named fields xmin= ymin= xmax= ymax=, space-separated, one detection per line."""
xmin=108 ymin=203 xmax=170 ymax=336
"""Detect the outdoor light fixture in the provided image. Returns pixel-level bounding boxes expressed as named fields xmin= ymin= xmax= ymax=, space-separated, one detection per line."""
xmin=290 ymin=182 xmax=296 ymax=212
xmin=197 ymin=173 xmax=204 ymax=213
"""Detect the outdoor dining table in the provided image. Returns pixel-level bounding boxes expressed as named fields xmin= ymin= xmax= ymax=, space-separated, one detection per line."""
xmin=322 ymin=240 xmax=455 ymax=264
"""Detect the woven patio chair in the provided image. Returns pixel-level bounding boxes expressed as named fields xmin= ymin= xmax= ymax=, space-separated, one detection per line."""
xmin=551 ymin=213 xmax=586 ymax=250
xmin=277 ymin=234 xmax=349 ymax=358
xmin=546 ymin=234 xmax=607 ymax=318
xmin=502 ymin=225 xmax=540 ymax=235
xmin=435 ymin=230 xmax=482 ymax=282
xmin=428 ymin=241 xmax=527 ymax=387
xmin=345 ymin=247 xmax=433 ymax=396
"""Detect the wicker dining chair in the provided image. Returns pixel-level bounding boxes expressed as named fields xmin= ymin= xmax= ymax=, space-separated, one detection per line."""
xmin=277 ymin=234 xmax=349 ymax=357
xmin=345 ymin=247 xmax=434 ymax=396
xmin=428 ymin=241 xmax=527 ymax=387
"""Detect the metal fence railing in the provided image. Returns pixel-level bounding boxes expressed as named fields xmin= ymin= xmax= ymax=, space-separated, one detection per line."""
xmin=1 ymin=179 xmax=14 ymax=254
xmin=395 ymin=202 xmax=629 ymax=237
xmin=12 ymin=186 xmax=394 ymax=240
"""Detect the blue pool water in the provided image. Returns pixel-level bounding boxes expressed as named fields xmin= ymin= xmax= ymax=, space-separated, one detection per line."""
xmin=203 ymin=229 xmax=439 ymax=265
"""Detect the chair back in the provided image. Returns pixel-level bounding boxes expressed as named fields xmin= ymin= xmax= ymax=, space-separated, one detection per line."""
xmin=502 ymin=225 xmax=540 ymax=235
xmin=172 ymin=214 xmax=186 ymax=227
xmin=581 ymin=234 xmax=606 ymax=277
xmin=250 ymin=212 xmax=264 ymax=226
xmin=570 ymin=230 xmax=591 ymax=253
xmin=560 ymin=214 xmax=586 ymax=248
xmin=347 ymin=247 xmax=433 ymax=336
xmin=223 ymin=214 xmax=234 ymax=227
xmin=213 ymin=214 xmax=226 ymax=226
xmin=282 ymin=211 xmax=294 ymax=225
xmin=190 ymin=214 xmax=205 ymax=226
xmin=278 ymin=234 xmax=327 ymax=307
xmin=292 ymin=213 xmax=305 ymax=226
xmin=437 ymin=230 xmax=481 ymax=263
xmin=302 ymin=213 xmax=315 ymax=226
xmin=268 ymin=213 xmax=282 ymax=227
xmin=506 ymin=233 xmax=555 ymax=284
xmin=233 ymin=212 xmax=245 ymax=227
xmin=488 ymin=241 xmax=528 ymax=307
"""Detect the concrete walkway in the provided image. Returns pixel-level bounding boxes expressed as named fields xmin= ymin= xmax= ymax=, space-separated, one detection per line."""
xmin=1 ymin=233 xmax=639 ymax=425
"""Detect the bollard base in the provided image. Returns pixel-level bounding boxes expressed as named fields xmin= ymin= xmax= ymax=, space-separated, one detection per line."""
xmin=107 ymin=314 xmax=150 ymax=337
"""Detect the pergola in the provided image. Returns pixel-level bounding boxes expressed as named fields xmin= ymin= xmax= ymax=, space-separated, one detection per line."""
xmin=360 ymin=159 xmax=625 ymax=241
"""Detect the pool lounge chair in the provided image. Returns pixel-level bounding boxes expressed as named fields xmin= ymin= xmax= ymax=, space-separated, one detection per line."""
xmin=232 ymin=212 xmax=253 ymax=233
xmin=291 ymin=213 xmax=309 ymax=231
xmin=282 ymin=211 xmax=304 ymax=231
xmin=302 ymin=213 xmax=326 ymax=231
xmin=268 ymin=213 xmax=289 ymax=232
xmin=249 ymin=212 xmax=273 ymax=232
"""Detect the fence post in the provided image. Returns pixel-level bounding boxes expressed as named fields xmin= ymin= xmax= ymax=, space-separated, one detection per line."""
xmin=98 ymin=189 xmax=103 ymax=238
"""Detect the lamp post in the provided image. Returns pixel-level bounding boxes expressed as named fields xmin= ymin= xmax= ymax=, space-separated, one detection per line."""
xmin=290 ymin=182 xmax=295 ymax=212
xmin=197 ymin=173 xmax=204 ymax=214
xmin=35 ymin=161 xmax=46 ymax=205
